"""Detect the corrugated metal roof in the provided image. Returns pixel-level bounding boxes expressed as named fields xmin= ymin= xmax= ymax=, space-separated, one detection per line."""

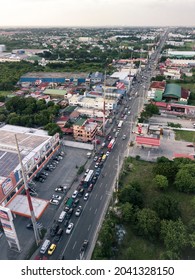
xmin=164 ymin=84 xmax=181 ymax=98
xmin=136 ymin=136 xmax=160 ymax=146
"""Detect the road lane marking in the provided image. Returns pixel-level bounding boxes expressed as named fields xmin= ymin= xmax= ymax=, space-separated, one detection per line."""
xmin=94 ymin=208 xmax=97 ymax=214
xmin=99 ymin=182 xmax=103 ymax=189
xmin=88 ymin=224 xmax=91 ymax=231
xmin=95 ymin=194 xmax=98 ymax=199
xmin=72 ymin=241 xmax=77 ymax=250
xmin=89 ymin=207 xmax=92 ymax=211
xmin=100 ymin=195 xmax=103 ymax=200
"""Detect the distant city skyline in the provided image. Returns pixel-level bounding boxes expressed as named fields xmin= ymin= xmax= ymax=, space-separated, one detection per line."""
xmin=0 ymin=0 xmax=194 ymax=27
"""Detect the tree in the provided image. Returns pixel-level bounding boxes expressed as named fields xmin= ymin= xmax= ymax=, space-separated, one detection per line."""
xmin=174 ymin=169 xmax=195 ymax=193
xmin=160 ymin=250 xmax=180 ymax=260
xmin=160 ymin=219 xmax=188 ymax=253
xmin=44 ymin=123 xmax=62 ymax=137
xmin=145 ymin=103 xmax=159 ymax=115
xmin=98 ymin=218 xmax=117 ymax=259
xmin=154 ymin=174 xmax=168 ymax=191
xmin=152 ymin=195 xmax=180 ymax=221
xmin=120 ymin=202 xmax=134 ymax=223
xmin=153 ymin=160 xmax=178 ymax=183
xmin=135 ymin=208 xmax=160 ymax=240
xmin=117 ymin=185 xmax=143 ymax=208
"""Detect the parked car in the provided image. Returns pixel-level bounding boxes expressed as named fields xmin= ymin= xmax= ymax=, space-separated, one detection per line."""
xmin=41 ymin=171 xmax=48 ymax=176
xmin=51 ymin=194 xmax=62 ymax=200
xmin=49 ymin=198 xmax=59 ymax=205
xmin=66 ymin=222 xmax=74 ymax=234
xmin=94 ymin=156 xmax=98 ymax=162
xmin=26 ymin=222 xmax=42 ymax=230
xmin=55 ymin=186 xmax=65 ymax=193
xmin=122 ymin=134 xmax=126 ymax=140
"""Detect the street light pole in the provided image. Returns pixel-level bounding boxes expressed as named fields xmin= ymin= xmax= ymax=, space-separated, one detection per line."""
xmin=15 ymin=134 xmax=41 ymax=246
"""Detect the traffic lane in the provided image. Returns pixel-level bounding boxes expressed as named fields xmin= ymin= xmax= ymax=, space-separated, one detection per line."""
xmin=58 ymin=145 xmax=120 ymax=259
xmin=62 ymin=169 xmax=116 ymax=260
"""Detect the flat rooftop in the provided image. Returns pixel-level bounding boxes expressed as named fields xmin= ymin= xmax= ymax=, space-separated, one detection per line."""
xmin=21 ymin=72 xmax=90 ymax=79
xmin=0 ymin=151 xmax=23 ymax=182
xmin=6 ymin=194 xmax=49 ymax=219
xmin=0 ymin=125 xmax=51 ymax=180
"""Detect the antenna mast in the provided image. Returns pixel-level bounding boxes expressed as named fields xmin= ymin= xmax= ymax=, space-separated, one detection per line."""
xmin=15 ymin=134 xmax=41 ymax=246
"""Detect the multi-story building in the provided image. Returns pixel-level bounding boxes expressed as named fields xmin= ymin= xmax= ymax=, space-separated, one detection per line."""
xmin=0 ymin=124 xmax=60 ymax=207
xmin=73 ymin=118 xmax=98 ymax=142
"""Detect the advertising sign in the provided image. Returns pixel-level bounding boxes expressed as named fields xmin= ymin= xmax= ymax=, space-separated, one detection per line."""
xmin=0 ymin=206 xmax=20 ymax=251
xmin=2 ymin=177 xmax=13 ymax=196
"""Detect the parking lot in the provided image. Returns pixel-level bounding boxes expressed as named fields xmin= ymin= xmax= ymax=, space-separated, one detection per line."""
xmin=130 ymin=123 xmax=195 ymax=162
xmin=0 ymin=146 xmax=92 ymax=260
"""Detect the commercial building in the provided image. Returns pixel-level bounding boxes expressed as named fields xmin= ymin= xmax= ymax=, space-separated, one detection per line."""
xmin=68 ymin=95 xmax=117 ymax=110
xmin=20 ymin=72 xmax=90 ymax=85
xmin=0 ymin=125 xmax=60 ymax=208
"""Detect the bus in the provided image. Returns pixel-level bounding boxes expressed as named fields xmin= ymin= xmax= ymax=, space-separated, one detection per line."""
xmin=107 ymin=138 xmax=115 ymax=151
xmin=83 ymin=169 xmax=94 ymax=188
xmin=117 ymin=120 xmax=123 ymax=129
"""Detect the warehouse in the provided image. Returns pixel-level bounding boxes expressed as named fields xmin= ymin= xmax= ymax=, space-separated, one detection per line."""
xmin=20 ymin=72 xmax=90 ymax=84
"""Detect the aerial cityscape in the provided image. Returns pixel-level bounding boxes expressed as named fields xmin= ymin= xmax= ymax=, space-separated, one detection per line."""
xmin=0 ymin=1 xmax=195 ymax=263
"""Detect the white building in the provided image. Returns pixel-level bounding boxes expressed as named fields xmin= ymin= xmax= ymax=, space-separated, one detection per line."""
xmin=0 ymin=45 xmax=6 ymax=52
xmin=68 ymin=95 xmax=117 ymax=110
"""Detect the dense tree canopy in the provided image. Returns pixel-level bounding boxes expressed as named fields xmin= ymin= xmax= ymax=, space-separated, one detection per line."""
xmin=4 ymin=96 xmax=60 ymax=131
xmin=135 ymin=208 xmax=160 ymax=240
xmin=152 ymin=195 xmax=181 ymax=221
xmin=160 ymin=219 xmax=188 ymax=253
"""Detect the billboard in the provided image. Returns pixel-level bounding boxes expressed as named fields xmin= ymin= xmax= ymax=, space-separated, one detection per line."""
xmin=0 ymin=206 xmax=21 ymax=252
xmin=2 ymin=177 xmax=14 ymax=196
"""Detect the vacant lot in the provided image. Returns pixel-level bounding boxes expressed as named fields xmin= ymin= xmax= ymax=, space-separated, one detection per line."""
xmin=174 ymin=130 xmax=195 ymax=142
xmin=117 ymin=157 xmax=195 ymax=260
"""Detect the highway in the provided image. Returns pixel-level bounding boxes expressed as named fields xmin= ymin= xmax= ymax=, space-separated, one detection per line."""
xmin=35 ymin=29 xmax=169 ymax=261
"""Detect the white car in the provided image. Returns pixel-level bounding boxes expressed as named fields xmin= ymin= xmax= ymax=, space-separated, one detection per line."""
xmin=84 ymin=169 xmax=89 ymax=176
xmin=75 ymin=206 xmax=82 ymax=217
xmin=72 ymin=190 xmax=78 ymax=199
xmin=49 ymin=199 xmax=59 ymax=205
xmin=84 ymin=193 xmax=89 ymax=201
xmin=51 ymin=194 xmax=62 ymax=200
xmin=106 ymin=151 xmax=110 ymax=156
xmin=66 ymin=222 xmax=74 ymax=234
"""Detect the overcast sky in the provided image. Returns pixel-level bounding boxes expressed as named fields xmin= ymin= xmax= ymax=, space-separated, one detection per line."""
xmin=0 ymin=0 xmax=194 ymax=27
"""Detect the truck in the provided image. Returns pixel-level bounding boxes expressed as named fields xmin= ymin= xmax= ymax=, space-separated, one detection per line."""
xmin=65 ymin=197 xmax=73 ymax=208
xmin=107 ymin=138 xmax=115 ymax=151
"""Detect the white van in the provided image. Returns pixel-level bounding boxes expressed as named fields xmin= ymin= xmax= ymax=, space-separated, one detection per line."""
xmin=40 ymin=239 xmax=51 ymax=254
xmin=58 ymin=211 xmax=67 ymax=223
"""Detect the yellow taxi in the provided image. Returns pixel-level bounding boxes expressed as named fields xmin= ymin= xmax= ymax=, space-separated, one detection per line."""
xmin=48 ymin=243 xmax=57 ymax=255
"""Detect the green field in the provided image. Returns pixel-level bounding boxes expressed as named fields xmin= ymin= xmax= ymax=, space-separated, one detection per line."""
xmin=0 ymin=91 xmax=11 ymax=96
xmin=174 ymin=130 xmax=195 ymax=142
xmin=94 ymin=157 xmax=195 ymax=260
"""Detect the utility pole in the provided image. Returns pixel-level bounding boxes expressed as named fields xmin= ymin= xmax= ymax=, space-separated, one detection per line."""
xmin=102 ymin=71 xmax=106 ymax=136
xmin=15 ymin=134 xmax=41 ymax=246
